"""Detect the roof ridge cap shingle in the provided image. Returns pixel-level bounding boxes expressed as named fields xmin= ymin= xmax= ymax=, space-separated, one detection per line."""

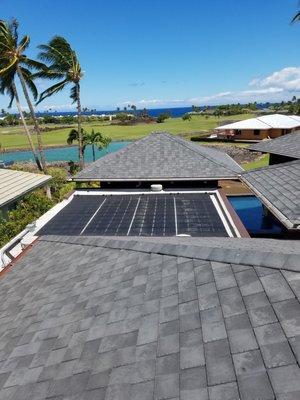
xmin=165 ymin=133 xmax=241 ymax=174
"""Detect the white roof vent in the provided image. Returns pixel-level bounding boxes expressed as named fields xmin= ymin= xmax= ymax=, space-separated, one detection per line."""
xmin=151 ymin=184 xmax=163 ymax=192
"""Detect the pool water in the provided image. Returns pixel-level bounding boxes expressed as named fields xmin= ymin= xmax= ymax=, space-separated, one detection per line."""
xmin=228 ymin=195 xmax=284 ymax=236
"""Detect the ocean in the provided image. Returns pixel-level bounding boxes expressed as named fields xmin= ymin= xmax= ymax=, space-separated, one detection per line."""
xmin=36 ymin=106 xmax=195 ymax=118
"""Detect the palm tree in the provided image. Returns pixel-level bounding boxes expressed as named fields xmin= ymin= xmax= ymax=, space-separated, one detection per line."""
xmin=36 ymin=36 xmax=84 ymax=168
xmin=87 ymin=129 xmax=111 ymax=162
xmin=0 ymin=19 xmax=47 ymax=172
xmin=0 ymin=20 xmax=44 ymax=171
xmin=67 ymin=128 xmax=111 ymax=162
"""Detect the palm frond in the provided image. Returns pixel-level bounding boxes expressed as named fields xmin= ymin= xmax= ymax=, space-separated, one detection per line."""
xmin=20 ymin=67 xmax=38 ymax=100
xmin=18 ymin=35 xmax=30 ymax=52
xmin=21 ymin=57 xmax=47 ymax=71
xmin=70 ymin=84 xmax=78 ymax=103
xmin=0 ymin=57 xmax=17 ymax=74
xmin=36 ymin=78 xmax=68 ymax=104
xmin=292 ymin=11 xmax=300 ymax=23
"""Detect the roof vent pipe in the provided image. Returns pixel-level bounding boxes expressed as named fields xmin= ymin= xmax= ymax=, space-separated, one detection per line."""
xmin=151 ymin=184 xmax=163 ymax=192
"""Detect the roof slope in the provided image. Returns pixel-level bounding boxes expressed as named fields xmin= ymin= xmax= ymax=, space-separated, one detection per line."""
xmin=74 ymin=132 xmax=242 ymax=181
xmin=0 ymin=169 xmax=52 ymax=208
xmin=249 ymin=131 xmax=300 ymax=159
xmin=215 ymin=114 xmax=300 ymax=130
xmin=240 ymin=161 xmax=300 ymax=229
xmin=0 ymin=235 xmax=299 ymax=399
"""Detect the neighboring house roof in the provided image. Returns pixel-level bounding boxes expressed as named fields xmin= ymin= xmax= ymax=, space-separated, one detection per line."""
xmin=74 ymin=132 xmax=242 ymax=181
xmin=215 ymin=114 xmax=300 ymax=130
xmin=240 ymin=161 xmax=300 ymax=229
xmin=248 ymin=131 xmax=300 ymax=159
xmin=0 ymin=169 xmax=52 ymax=208
xmin=0 ymin=234 xmax=300 ymax=399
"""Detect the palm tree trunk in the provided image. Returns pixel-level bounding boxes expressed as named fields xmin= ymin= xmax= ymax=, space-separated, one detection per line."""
xmin=76 ymin=83 xmax=84 ymax=169
xmin=11 ymin=81 xmax=42 ymax=171
xmin=17 ymin=66 xmax=47 ymax=173
xmin=92 ymin=144 xmax=95 ymax=162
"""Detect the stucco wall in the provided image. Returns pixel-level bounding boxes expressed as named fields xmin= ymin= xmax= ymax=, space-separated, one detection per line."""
xmin=219 ymin=127 xmax=297 ymax=140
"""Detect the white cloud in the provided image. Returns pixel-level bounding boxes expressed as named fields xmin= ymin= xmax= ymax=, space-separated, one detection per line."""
xmin=249 ymin=67 xmax=300 ymax=91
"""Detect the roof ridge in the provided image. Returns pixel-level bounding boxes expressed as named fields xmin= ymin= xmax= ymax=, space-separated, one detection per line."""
xmin=256 ymin=116 xmax=275 ymax=128
xmin=241 ymin=159 xmax=300 ymax=175
xmin=165 ymin=133 xmax=241 ymax=174
xmin=40 ymin=235 xmax=300 ymax=272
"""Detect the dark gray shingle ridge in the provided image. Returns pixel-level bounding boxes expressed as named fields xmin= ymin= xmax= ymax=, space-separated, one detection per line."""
xmin=74 ymin=132 xmax=242 ymax=181
xmin=42 ymin=235 xmax=300 ymax=272
xmin=240 ymin=160 xmax=300 ymax=229
xmin=1 ymin=235 xmax=300 ymax=399
xmin=249 ymin=131 xmax=300 ymax=159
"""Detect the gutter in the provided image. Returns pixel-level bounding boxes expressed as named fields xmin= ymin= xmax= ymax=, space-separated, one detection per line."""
xmin=0 ymin=228 xmax=29 ymax=270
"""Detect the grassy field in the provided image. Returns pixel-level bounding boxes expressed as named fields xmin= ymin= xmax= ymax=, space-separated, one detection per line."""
xmin=242 ymin=154 xmax=269 ymax=170
xmin=0 ymin=114 xmax=254 ymax=150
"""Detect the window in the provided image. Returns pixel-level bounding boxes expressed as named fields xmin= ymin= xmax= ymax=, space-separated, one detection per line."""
xmin=236 ymin=129 xmax=241 ymax=135
xmin=254 ymin=129 xmax=260 ymax=136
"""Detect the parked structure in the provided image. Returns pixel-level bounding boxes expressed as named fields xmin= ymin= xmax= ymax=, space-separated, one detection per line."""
xmin=215 ymin=114 xmax=300 ymax=140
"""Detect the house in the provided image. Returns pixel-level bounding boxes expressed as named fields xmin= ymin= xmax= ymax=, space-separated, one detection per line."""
xmin=0 ymin=132 xmax=300 ymax=399
xmin=215 ymin=114 xmax=300 ymax=140
xmin=0 ymin=168 xmax=52 ymax=216
xmin=249 ymin=131 xmax=300 ymax=165
xmin=73 ymin=132 xmax=243 ymax=188
xmin=32 ymin=132 xmax=247 ymax=239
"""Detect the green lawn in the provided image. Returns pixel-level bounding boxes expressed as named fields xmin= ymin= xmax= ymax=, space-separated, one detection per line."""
xmin=0 ymin=113 xmax=254 ymax=150
xmin=242 ymin=154 xmax=269 ymax=170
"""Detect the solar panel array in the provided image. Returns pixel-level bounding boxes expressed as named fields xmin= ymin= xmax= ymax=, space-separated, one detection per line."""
xmin=37 ymin=193 xmax=228 ymax=237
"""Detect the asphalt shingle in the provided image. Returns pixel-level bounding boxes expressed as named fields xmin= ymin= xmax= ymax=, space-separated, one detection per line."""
xmin=74 ymin=132 xmax=242 ymax=181
xmin=249 ymin=131 xmax=300 ymax=159
xmin=240 ymin=160 xmax=300 ymax=229
xmin=0 ymin=235 xmax=299 ymax=400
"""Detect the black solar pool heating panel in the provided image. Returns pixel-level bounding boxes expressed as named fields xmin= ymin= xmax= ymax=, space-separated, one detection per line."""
xmin=37 ymin=193 xmax=229 ymax=237
xmin=37 ymin=195 xmax=101 ymax=236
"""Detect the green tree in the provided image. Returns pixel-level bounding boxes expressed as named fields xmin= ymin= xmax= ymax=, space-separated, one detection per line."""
xmin=182 ymin=113 xmax=192 ymax=121
xmin=86 ymin=129 xmax=111 ymax=162
xmin=157 ymin=112 xmax=170 ymax=123
xmin=36 ymin=36 xmax=84 ymax=168
xmin=67 ymin=128 xmax=111 ymax=162
xmin=131 ymin=104 xmax=137 ymax=116
xmin=0 ymin=19 xmax=46 ymax=171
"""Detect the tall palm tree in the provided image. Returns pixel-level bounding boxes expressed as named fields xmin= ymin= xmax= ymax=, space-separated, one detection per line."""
xmin=0 ymin=68 xmax=42 ymax=170
xmin=36 ymin=36 xmax=84 ymax=168
xmin=0 ymin=19 xmax=46 ymax=171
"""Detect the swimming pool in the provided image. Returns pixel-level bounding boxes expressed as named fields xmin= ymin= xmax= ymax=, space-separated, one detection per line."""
xmin=228 ymin=195 xmax=284 ymax=236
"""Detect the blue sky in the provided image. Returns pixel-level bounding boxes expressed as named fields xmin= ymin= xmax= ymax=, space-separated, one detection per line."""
xmin=2 ymin=0 xmax=300 ymax=111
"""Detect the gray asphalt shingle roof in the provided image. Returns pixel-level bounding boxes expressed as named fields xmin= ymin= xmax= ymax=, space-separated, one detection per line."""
xmin=249 ymin=131 xmax=300 ymax=159
xmin=74 ymin=132 xmax=242 ymax=182
xmin=0 ymin=235 xmax=300 ymax=400
xmin=240 ymin=161 xmax=300 ymax=230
